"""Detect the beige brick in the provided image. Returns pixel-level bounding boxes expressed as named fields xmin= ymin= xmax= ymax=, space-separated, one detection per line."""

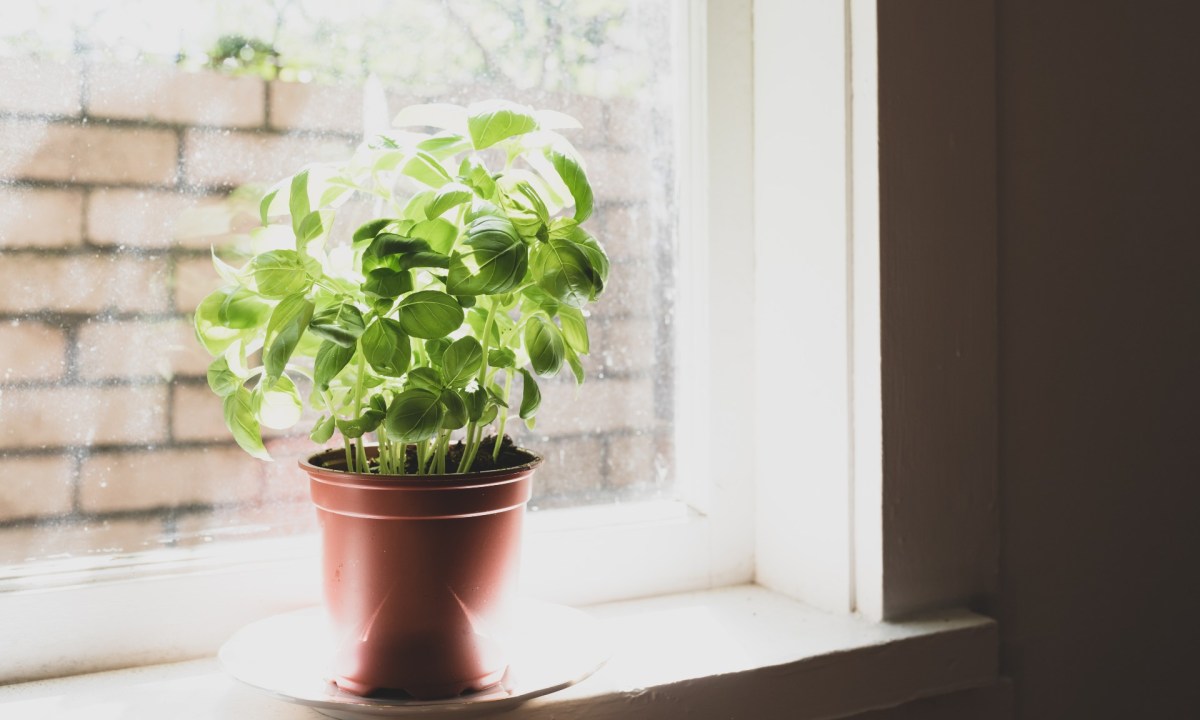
xmin=0 ymin=188 xmax=84 ymax=248
xmin=76 ymin=319 xmax=210 ymax=381
xmin=79 ymin=446 xmax=260 ymax=513
xmin=591 ymin=317 xmax=658 ymax=374
xmin=0 ymin=385 xmax=168 ymax=450
xmin=0 ymin=518 xmax=167 ymax=565
xmin=171 ymin=382 xmax=228 ymax=442
xmin=86 ymin=188 xmax=250 ymax=250
xmin=592 ymin=258 xmax=655 ymax=318
xmin=595 ymin=202 xmax=651 ymax=262
xmin=184 ymin=129 xmax=355 ymax=187
xmin=0 ymin=322 xmax=68 ymax=383
xmin=0 ymin=58 xmax=81 ymax=116
xmin=0 ymin=121 xmax=177 ymax=185
xmin=526 ymin=436 xmax=605 ymax=508
xmin=173 ymin=255 xmax=218 ymax=313
xmin=528 ymin=377 xmax=659 ymax=436
xmin=269 ymin=81 xmax=364 ymax=134
xmin=262 ymin=434 xmax=324 ymax=504
xmin=0 ymin=455 xmax=73 ymax=520
xmin=605 ymin=430 xmax=674 ymax=490
xmin=0 ymin=254 xmax=169 ymax=314
xmin=89 ymin=64 xmax=264 ymax=128
xmin=587 ymin=150 xmax=650 ymax=204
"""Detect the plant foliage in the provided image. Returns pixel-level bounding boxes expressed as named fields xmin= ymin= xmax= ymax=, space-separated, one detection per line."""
xmin=195 ymin=99 xmax=608 ymax=475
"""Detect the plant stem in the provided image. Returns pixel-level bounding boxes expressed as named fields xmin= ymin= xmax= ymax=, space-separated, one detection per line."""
xmin=343 ymin=435 xmax=353 ymax=473
xmin=493 ymin=369 xmax=513 ymax=461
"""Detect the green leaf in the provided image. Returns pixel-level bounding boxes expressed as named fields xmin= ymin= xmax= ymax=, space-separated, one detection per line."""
xmin=310 ymin=414 xmax=336 ymax=443
xmin=296 ymin=210 xmax=332 ymax=250
xmin=488 ymin=347 xmax=516 ymax=368
xmin=361 ymin=318 xmax=411 ymax=376
xmin=459 ymin=157 xmax=497 ymax=199
xmin=392 ymin=103 xmax=469 ymax=134
xmin=530 ymin=240 xmax=597 ymax=308
xmin=409 ymin=218 xmax=459 ymax=255
xmin=418 ymin=131 xmax=472 ymax=158
xmin=363 ymin=268 xmax=413 ymax=300
xmin=446 ymin=216 xmax=528 ymax=296
xmin=336 ymin=409 xmax=384 ymax=438
xmin=441 ymin=336 xmax=483 ymax=387
xmin=289 ymin=170 xmax=311 ymax=237
xmin=546 ymin=148 xmax=593 ymax=223
xmin=384 ymin=388 xmax=444 ymax=443
xmin=518 ymin=369 xmax=541 ymax=419
xmin=258 ymin=372 xmax=303 ymax=429
xmin=557 ymin=306 xmax=589 ymax=354
xmin=253 ymin=249 xmax=316 ymax=298
xmin=425 ymin=337 xmax=451 ymax=367
xmin=314 ymin=340 xmax=355 ymax=389
xmin=206 ymin=356 xmax=242 ymax=397
xmin=259 ymin=189 xmax=278 ymax=226
xmin=366 ymin=234 xmax=449 ymax=271
xmin=564 ymin=342 xmax=585 ymax=385
xmin=309 ymin=302 xmax=366 ymax=348
xmin=405 ymin=367 xmax=443 ymax=393
xmin=480 ymin=403 xmax=498 ymax=425
xmin=439 ymin=389 xmax=468 ymax=429
xmin=353 ymin=217 xmax=401 ymax=245
xmin=426 ymin=183 xmax=474 ymax=219
xmin=525 ymin=315 xmax=565 ymax=377
xmin=468 ymin=100 xmax=539 ymax=150
xmin=211 ymin=248 xmax=245 ymax=286
xmin=396 ymin=291 xmax=464 ymax=339
xmin=401 ymin=151 xmax=453 ymax=187
xmin=223 ymin=388 xmax=271 ymax=461
xmin=263 ymin=294 xmax=314 ymax=386
xmin=521 ymin=285 xmax=560 ymax=317
xmin=463 ymin=386 xmax=486 ymax=422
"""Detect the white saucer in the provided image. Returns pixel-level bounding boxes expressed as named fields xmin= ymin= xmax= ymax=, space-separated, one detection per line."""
xmin=219 ymin=601 xmax=608 ymax=719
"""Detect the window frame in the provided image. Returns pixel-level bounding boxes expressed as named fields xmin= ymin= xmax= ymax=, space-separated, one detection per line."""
xmin=0 ymin=0 xmax=759 ymax=682
xmin=0 ymin=0 xmax=1002 ymax=683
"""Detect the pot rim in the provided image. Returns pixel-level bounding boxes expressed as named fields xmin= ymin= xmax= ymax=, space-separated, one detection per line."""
xmin=300 ymin=445 xmax=543 ymax=486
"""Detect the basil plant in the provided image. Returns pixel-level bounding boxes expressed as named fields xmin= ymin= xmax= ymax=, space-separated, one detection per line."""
xmin=194 ymin=100 xmax=607 ymax=475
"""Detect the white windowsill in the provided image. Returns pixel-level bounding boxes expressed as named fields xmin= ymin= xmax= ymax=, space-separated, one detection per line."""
xmin=0 ymin=584 xmax=997 ymax=720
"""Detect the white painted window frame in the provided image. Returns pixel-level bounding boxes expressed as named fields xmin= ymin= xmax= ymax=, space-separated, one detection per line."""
xmin=0 ymin=0 xmax=915 ymax=684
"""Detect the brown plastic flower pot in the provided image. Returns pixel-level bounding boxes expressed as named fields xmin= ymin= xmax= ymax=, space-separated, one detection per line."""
xmin=301 ymin=447 xmax=540 ymax=699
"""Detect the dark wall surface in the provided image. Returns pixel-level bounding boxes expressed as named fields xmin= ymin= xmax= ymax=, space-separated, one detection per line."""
xmin=995 ymin=1 xmax=1200 ymax=717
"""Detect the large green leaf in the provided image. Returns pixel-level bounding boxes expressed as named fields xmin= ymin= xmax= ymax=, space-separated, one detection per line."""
xmin=384 ymin=388 xmax=444 ymax=443
xmin=289 ymin=170 xmax=310 ymax=237
xmin=361 ymin=318 xmax=411 ymax=376
xmin=396 ymin=291 xmax=463 ymax=339
xmin=426 ymin=183 xmax=474 ymax=220
xmin=194 ymin=287 xmax=270 ymax=355
xmin=253 ymin=249 xmax=317 ymax=298
xmin=206 ymin=356 xmax=242 ymax=397
xmin=441 ymin=336 xmax=483 ymax=387
xmin=223 ymin=387 xmax=271 ymax=460
xmin=546 ymin=149 xmax=593 ymax=223
xmin=314 ymin=340 xmax=355 ymax=389
xmin=467 ymin=100 xmax=539 ymax=150
xmin=401 ymin=150 xmax=453 ymax=187
xmin=409 ymin=218 xmax=459 ymax=255
xmin=363 ymin=268 xmax=414 ymax=300
xmin=309 ymin=302 xmax=366 ymax=348
xmin=518 ymin=368 xmax=542 ymax=419
xmin=439 ymin=389 xmax=468 ymax=429
xmin=557 ymin=305 xmax=590 ymax=354
xmin=264 ymin=294 xmax=315 ymax=386
xmin=446 ymin=216 xmax=527 ymax=296
xmin=530 ymin=239 xmax=597 ymax=308
xmin=524 ymin=315 xmax=565 ymax=377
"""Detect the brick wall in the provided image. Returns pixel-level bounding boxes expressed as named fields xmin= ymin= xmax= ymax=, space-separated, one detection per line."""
xmin=0 ymin=59 xmax=674 ymax=565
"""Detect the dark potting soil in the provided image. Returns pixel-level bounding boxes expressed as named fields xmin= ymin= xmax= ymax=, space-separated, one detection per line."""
xmin=318 ymin=434 xmax=534 ymax=476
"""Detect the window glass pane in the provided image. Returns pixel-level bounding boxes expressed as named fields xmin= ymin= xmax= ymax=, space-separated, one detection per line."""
xmin=0 ymin=0 xmax=678 ymax=566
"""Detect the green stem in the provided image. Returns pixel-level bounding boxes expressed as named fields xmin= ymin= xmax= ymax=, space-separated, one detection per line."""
xmin=476 ymin=298 xmax=498 ymax=388
xmin=343 ymin=435 xmax=353 ymax=473
xmin=493 ymin=370 xmax=513 ymax=462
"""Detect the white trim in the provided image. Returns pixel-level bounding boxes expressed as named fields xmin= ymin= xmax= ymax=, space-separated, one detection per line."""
xmin=849 ymin=0 xmax=884 ymax=621
xmin=752 ymin=0 xmax=857 ymax=613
